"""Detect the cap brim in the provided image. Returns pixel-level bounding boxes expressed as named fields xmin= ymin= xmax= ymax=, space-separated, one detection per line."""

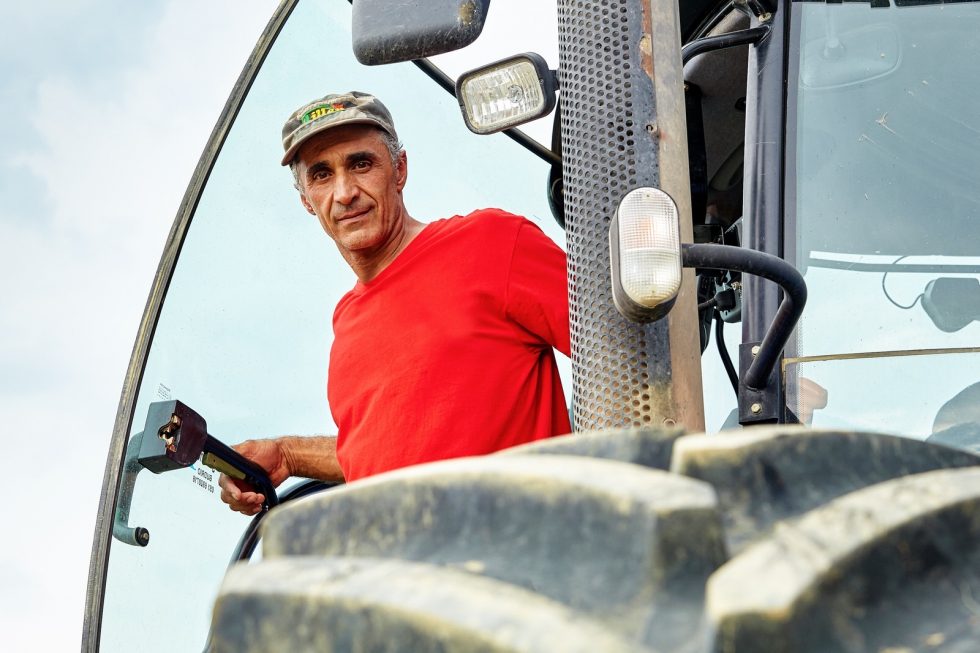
xmin=280 ymin=117 xmax=395 ymax=166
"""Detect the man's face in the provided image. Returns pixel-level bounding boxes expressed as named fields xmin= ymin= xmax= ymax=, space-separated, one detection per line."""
xmin=295 ymin=124 xmax=407 ymax=254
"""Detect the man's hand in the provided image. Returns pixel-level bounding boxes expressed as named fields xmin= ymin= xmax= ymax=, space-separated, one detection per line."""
xmin=799 ymin=377 xmax=829 ymax=425
xmin=218 ymin=439 xmax=291 ymax=516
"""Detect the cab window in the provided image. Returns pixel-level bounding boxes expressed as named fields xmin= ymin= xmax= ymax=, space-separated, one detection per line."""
xmin=98 ymin=1 xmax=567 ymax=650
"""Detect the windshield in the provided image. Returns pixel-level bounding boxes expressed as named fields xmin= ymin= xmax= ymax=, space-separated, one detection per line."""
xmin=787 ymin=0 xmax=980 ymax=437
xmin=97 ymin=1 xmax=569 ymax=650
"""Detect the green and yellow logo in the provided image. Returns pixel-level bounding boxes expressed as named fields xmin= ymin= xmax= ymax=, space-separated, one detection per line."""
xmin=302 ymin=103 xmax=346 ymax=123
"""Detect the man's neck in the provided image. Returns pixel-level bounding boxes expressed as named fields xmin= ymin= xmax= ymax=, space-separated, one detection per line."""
xmin=344 ymin=213 xmax=426 ymax=283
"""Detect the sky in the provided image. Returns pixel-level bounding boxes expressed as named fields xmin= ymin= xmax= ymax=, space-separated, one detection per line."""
xmin=0 ymin=1 xmax=277 ymax=649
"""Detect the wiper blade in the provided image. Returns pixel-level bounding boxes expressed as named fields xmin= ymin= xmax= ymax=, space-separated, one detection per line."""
xmin=807 ymin=257 xmax=980 ymax=274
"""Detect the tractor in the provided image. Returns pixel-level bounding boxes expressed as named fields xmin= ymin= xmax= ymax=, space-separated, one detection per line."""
xmin=83 ymin=0 xmax=980 ymax=651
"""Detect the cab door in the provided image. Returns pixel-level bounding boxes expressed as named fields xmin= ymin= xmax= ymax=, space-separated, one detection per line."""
xmin=82 ymin=1 xmax=567 ymax=650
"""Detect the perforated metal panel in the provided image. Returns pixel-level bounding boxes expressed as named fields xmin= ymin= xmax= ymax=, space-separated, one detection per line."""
xmin=558 ymin=0 xmax=675 ymax=431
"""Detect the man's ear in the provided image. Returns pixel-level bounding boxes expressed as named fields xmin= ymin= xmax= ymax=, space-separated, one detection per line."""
xmin=395 ymin=150 xmax=408 ymax=191
xmin=299 ymin=191 xmax=316 ymax=216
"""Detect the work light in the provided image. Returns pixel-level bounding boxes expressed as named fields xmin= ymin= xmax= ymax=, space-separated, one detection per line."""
xmin=455 ymin=53 xmax=557 ymax=135
xmin=610 ymin=187 xmax=683 ymax=323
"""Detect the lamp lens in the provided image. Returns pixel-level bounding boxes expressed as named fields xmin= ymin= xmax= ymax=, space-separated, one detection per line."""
xmin=617 ymin=187 xmax=683 ymax=307
xmin=460 ymin=59 xmax=545 ymax=132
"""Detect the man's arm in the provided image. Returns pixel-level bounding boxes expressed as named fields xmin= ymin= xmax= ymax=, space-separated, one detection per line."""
xmin=505 ymin=219 xmax=571 ymax=356
xmin=218 ymin=435 xmax=344 ymax=515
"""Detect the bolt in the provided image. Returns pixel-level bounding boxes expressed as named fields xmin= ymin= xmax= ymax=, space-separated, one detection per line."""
xmin=751 ymin=345 xmax=761 ymax=356
xmin=663 ymin=418 xmax=676 ymax=428
xmin=751 ymin=403 xmax=763 ymax=414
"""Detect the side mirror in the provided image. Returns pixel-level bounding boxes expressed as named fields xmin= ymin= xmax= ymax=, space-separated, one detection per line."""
xmin=352 ymin=0 xmax=491 ymax=65
xmin=922 ymin=277 xmax=980 ymax=333
xmin=800 ymin=24 xmax=900 ymax=90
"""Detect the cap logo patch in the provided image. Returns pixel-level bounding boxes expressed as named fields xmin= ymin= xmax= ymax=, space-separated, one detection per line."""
xmin=302 ymin=102 xmax=346 ymax=124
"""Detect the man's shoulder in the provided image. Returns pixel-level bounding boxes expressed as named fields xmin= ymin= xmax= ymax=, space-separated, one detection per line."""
xmin=430 ymin=208 xmax=532 ymax=246
xmin=446 ymin=208 xmax=528 ymax=231
xmin=463 ymin=207 xmax=526 ymax=223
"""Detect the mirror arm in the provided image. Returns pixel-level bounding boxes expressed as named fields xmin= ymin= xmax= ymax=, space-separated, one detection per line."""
xmin=345 ymin=0 xmax=560 ymax=167
xmin=411 ymin=57 xmax=561 ymax=167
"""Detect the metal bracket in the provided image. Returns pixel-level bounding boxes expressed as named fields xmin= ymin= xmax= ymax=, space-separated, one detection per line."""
xmin=733 ymin=0 xmax=776 ymax=22
xmin=738 ymin=342 xmax=781 ymax=424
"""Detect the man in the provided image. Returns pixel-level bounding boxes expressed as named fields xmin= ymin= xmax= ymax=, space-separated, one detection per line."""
xmin=220 ymin=91 xmax=570 ymax=515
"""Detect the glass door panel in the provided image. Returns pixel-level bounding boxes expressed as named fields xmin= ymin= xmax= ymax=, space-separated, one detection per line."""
xmin=786 ymin=351 xmax=980 ymax=441
xmin=98 ymin=0 xmax=567 ymax=650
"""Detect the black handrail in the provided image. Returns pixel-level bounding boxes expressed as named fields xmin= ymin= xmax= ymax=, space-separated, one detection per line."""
xmin=201 ymin=478 xmax=341 ymax=653
xmin=227 ymin=479 xmax=341 ymax=565
xmin=682 ymin=25 xmax=771 ymax=66
xmin=682 ymin=243 xmax=807 ymax=390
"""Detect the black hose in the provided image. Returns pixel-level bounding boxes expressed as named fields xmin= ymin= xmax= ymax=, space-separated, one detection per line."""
xmin=698 ymin=296 xmax=718 ymax=312
xmin=715 ymin=312 xmax=738 ymax=398
xmin=682 ymin=244 xmax=807 ymax=390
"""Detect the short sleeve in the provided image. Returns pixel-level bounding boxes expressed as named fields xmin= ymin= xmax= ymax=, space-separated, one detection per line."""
xmin=505 ymin=219 xmax=571 ymax=357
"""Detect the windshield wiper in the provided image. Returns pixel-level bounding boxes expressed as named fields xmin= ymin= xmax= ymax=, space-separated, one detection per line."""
xmin=807 ymin=257 xmax=980 ymax=274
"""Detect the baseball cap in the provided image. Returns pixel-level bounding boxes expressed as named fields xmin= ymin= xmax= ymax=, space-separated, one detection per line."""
xmin=280 ymin=91 xmax=398 ymax=166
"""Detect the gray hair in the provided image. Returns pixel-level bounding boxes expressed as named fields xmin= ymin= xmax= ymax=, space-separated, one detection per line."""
xmin=289 ymin=129 xmax=403 ymax=194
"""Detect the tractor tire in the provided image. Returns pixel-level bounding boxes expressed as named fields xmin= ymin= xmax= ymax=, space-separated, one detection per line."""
xmin=210 ymin=426 xmax=980 ymax=653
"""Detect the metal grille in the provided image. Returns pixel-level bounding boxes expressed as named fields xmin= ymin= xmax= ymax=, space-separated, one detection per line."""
xmin=558 ymin=0 xmax=672 ymax=431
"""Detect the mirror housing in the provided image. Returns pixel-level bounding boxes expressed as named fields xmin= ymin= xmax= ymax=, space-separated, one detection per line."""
xmin=352 ymin=0 xmax=491 ymax=65
xmin=922 ymin=277 xmax=980 ymax=333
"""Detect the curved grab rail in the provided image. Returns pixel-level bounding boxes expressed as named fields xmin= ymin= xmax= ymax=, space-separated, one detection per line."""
xmin=682 ymin=243 xmax=807 ymax=390
xmin=227 ymin=479 xmax=342 ymax=565
xmin=201 ymin=478 xmax=342 ymax=653
xmin=682 ymin=25 xmax=771 ymax=66
xmin=111 ymin=431 xmax=150 ymax=547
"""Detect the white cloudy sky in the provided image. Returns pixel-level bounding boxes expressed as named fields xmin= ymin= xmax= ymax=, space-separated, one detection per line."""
xmin=0 ymin=1 xmax=277 ymax=649
xmin=0 ymin=1 xmax=560 ymax=650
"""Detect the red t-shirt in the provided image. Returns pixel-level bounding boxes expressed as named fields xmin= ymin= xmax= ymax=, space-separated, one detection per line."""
xmin=329 ymin=209 xmax=571 ymax=481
